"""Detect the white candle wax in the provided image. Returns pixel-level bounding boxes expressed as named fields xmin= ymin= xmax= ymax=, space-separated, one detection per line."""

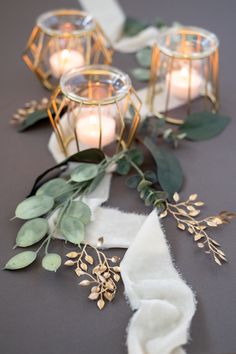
xmin=49 ymin=49 xmax=85 ymax=78
xmin=76 ymin=113 xmax=116 ymax=148
xmin=167 ymin=67 xmax=202 ymax=101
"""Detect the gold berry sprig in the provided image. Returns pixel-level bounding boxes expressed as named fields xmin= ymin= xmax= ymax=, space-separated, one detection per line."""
xmin=10 ymin=98 xmax=50 ymax=125
xmin=64 ymin=238 xmax=121 ymax=310
xmin=160 ymin=192 xmax=235 ymax=265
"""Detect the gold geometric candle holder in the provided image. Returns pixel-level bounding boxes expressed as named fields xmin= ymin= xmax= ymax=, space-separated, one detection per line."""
xmin=148 ymin=26 xmax=219 ymax=124
xmin=22 ymin=9 xmax=113 ymax=90
xmin=48 ymin=65 xmax=142 ymax=157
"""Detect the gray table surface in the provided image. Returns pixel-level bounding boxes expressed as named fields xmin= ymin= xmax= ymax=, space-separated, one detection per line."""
xmin=0 ymin=0 xmax=236 ymax=353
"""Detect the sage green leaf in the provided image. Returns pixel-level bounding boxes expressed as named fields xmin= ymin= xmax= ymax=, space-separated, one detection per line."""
xmin=15 ymin=195 xmax=54 ymax=219
xmin=16 ymin=218 xmax=48 ymax=247
xmin=126 ymin=175 xmax=141 ymax=189
xmin=154 ymin=17 xmax=166 ymax=29
xmin=129 ymin=148 xmax=144 ymax=166
xmin=132 ymin=68 xmax=150 ymax=82
xmin=4 ymin=251 xmax=37 ymax=270
xmin=66 ymin=201 xmax=91 ymax=225
xmin=144 ymin=138 xmax=184 ymax=198
xmin=86 ymin=171 xmax=105 ymax=194
xmin=179 ymin=112 xmax=231 ymax=141
xmin=144 ymin=170 xmax=158 ymax=183
xmin=123 ymin=17 xmax=147 ymax=37
xmin=42 ymin=253 xmax=61 ymax=272
xmin=60 ymin=215 xmax=85 ymax=245
xmin=116 ymin=158 xmax=131 ymax=175
xmin=17 ymin=109 xmax=49 ymax=132
xmin=36 ymin=178 xmax=73 ymax=202
xmin=71 ymin=163 xmax=99 ymax=183
xmin=136 ymin=47 xmax=152 ymax=68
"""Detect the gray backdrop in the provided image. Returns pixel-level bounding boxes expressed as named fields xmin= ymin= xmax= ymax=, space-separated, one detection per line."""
xmin=0 ymin=0 xmax=236 ymax=353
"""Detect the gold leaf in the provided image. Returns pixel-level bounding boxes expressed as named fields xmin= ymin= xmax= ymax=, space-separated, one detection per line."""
xmin=178 ymin=208 xmax=187 ymax=216
xmin=79 ymin=280 xmax=91 ymax=286
xmin=111 ymin=256 xmax=120 ymax=263
xmin=218 ymin=253 xmax=227 ymax=262
xmin=97 ymin=237 xmax=104 ymax=248
xmin=189 ymin=193 xmax=198 ymax=201
xmin=64 ymin=260 xmax=75 ymax=266
xmin=159 ymin=210 xmax=168 ymax=219
xmin=104 ymin=272 xmax=110 ymax=279
xmin=92 ymin=265 xmax=99 ymax=274
xmin=97 ymin=298 xmax=105 ymax=310
xmin=198 ymin=225 xmax=207 ymax=230
xmin=88 ymin=292 xmax=99 ymax=300
xmin=194 ymin=201 xmax=205 ymax=206
xmin=212 ymin=217 xmax=223 ymax=225
xmin=81 ymin=262 xmax=88 ymax=271
xmin=214 ymin=255 xmax=222 ymax=266
xmin=75 ymin=268 xmax=84 ymax=277
xmin=197 ymin=242 xmax=204 ymax=248
xmin=66 ymin=252 xmax=79 ymax=258
xmin=173 ymin=192 xmax=180 ymax=202
xmin=210 ymin=239 xmax=220 ymax=247
xmin=104 ymin=292 xmax=114 ymax=302
xmin=91 ymin=286 xmax=100 ymax=293
xmin=194 ymin=233 xmax=203 ymax=241
xmin=98 ymin=274 xmax=106 ymax=283
xmin=85 ymin=255 xmax=94 ymax=265
xmin=113 ymin=266 xmax=121 ymax=273
xmin=106 ymin=280 xmax=115 ymax=290
xmin=188 ymin=220 xmax=197 ymax=225
xmin=187 ymin=205 xmax=196 ymax=211
xmin=99 ymin=264 xmax=107 ymax=273
xmin=114 ymin=274 xmax=120 ymax=282
xmin=188 ymin=227 xmax=194 ymax=234
xmin=177 ymin=223 xmax=185 ymax=230
xmin=189 ymin=210 xmax=200 ymax=217
xmin=207 ymin=220 xmax=218 ymax=227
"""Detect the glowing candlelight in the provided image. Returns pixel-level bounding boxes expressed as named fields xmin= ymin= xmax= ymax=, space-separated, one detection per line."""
xmin=76 ymin=113 xmax=116 ymax=148
xmin=167 ymin=67 xmax=202 ymax=101
xmin=49 ymin=49 xmax=85 ymax=78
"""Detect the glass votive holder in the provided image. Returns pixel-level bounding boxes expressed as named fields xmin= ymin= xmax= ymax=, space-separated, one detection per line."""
xmin=148 ymin=26 xmax=219 ymax=124
xmin=22 ymin=9 xmax=113 ymax=90
xmin=48 ymin=65 xmax=142 ymax=157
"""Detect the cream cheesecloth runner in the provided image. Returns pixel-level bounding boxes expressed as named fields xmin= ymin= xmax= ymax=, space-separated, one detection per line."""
xmin=48 ymin=130 xmax=196 ymax=354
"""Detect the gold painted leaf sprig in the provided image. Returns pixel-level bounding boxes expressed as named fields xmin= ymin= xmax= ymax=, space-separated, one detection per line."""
xmin=65 ymin=238 xmax=121 ymax=310
xmin=161 ymin=192 xmax=236 ymax=265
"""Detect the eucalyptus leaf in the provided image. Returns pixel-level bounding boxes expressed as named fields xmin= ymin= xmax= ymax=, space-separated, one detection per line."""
xmin=116 ymin=158 xmax=131 ymax=175
xmin=71 ymin=163 xmax=99 ymax=183
xmin=36 ymin=178 xmax=73 ymax=202
xmin=123 ymin=17 xmax=148 ymax=37
xmin=144 ymin=138 xmax=184 ymax=198
xmin=86 ymin=171 xmax=105 ymax=194
xmin=66 ymin=201 xmax=91 ymax=225
xmin=179 ymin=112 xmax=231 ymax=141
xmin=126 ymin=175 xmax=141 ymax=189
xmin=4 ymin=251 xmax=37 ymax=270
xmin=60 ymin=215 xmax=85 ymax=245
xmin=42 ymin=253 xmax=61 ymax=272
xmin=18 ymin=109 xmax=49 ymax=132
xmin=144 ymin=170 xmax=158 ymax=183
xmin=136 ymin=47 xmax=152 ymax=68
xmin=15 ymin=195 xmax=54 ymax=220
xmin=129 ymin=148 xmax=144 ymax=166
xmin=16 ymin=218 xmax=48 ymax=247
xmin=132 ymin=68 xmax=150 ymax=82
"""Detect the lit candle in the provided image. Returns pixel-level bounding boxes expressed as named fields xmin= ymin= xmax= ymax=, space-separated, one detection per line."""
xmin=76 ymin=113 xmax=116 ymax=148
xmin=49 ymin=49 xmax=85 ymax=78
xmin=167 ymin=67 xmax=202 ymax=101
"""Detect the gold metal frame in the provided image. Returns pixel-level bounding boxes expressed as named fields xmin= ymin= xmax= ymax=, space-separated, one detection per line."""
xmin=48 ymin=67 xmax=142 ymax=156
xmin=22 ymin=10 xmax=113 ymax=90
xmin=147 ymin=28 xmax=220 ymax=125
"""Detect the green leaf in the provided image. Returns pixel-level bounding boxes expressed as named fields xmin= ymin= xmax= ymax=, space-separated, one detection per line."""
xmin=4 ymin=251 xmax=37 ymax=270
xmin=179 ymin=112 xmax=231 ymax=141
xmin=126 ymin=175 xmax=141 ymax=189
xmin=36 ymin=178 xmax=73 ymax=202
xmin=15 ymin=195 xmax=54 ymax=220
xmin=42 ymin=253 xmax=61 ymax=272
xmin=66 ymin=201 xmax=91 ymax=225
xmin=129 ymin=148 xmax=144 ymax=166
xmin=68 ymin=149 xmax=105 ymax=164
xmin=18 ymin=109 xmax=49 ymax=132
xmin=123 ymin=17 xmax=148 ymax=37
xmin=132 ymin=68 xmax=150 ymax=82
xmin=71 ymin=163 xmax=99 ymax=183
xmin=144 ymin=170 xmax=158 ymax=183
xmin=116 ymin=158 xmax=131 ymax=175
xmin=86 ymin=171 xmax=105 ymax=194
xmin=154 ymin=17 xmax=166 ymax=29
xmin=144 ymin=138 xmax=184 ymax=198
xmin=136 ymin=47 xmax=152 ymax=68
xmin=16 ymin=218 xmax=48 ymax=247
xmin=60 ymin=215 xmax=85 ymax=245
